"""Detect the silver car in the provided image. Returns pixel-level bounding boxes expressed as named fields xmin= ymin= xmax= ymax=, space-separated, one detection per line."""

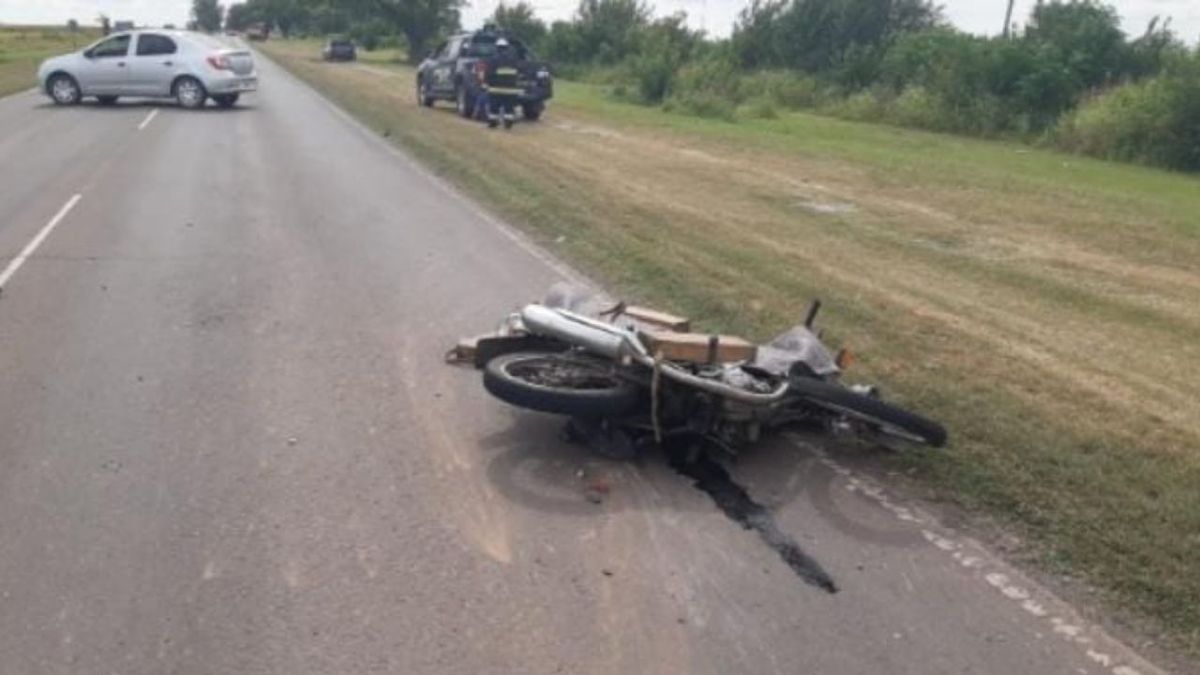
xmin=37 ymin=30 xmax=257 ymax=109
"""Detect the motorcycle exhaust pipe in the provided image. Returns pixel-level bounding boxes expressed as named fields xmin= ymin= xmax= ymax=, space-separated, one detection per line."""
xmin=520 ymin=304 xmax=634 ymax=359
xmin=521 ymin=305 xmax=790 ymax=405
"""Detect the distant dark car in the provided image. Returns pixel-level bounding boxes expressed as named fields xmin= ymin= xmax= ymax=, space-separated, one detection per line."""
xmin=245 ymin=24 xmax=269 ymax=41
xmin=322 ymin=38 xmax=356 ymax=62
xmin=416 ymin=29 xmax=552 ymax=121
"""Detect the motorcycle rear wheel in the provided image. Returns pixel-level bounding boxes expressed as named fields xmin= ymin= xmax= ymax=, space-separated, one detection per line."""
xmin=789 ymin=377 xmax=947 ymax=447
xmin=483 ymin=352 xmax=641 ymax=418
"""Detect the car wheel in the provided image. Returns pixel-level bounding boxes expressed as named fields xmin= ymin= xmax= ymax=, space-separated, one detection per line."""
xmin=173 ymin=76 xmax=207 ymax=110
xmin=48 ymin=74 xmax=81 ymax=105
xmin=96 ymin=95 xmax=119 ymax=106
xmin=522 ymin=102 xmax=544 ymax=121
xmin=456 ymin=86 xmax=475 ymax=119
xmin=417 ymin=79 xmax=434 ymax=107
xmin=213 ymin=94 xmax=239 ymax=109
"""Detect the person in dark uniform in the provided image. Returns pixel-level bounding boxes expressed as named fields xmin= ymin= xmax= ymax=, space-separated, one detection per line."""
xmin=482 ymin=37 xmax=521 ymax=129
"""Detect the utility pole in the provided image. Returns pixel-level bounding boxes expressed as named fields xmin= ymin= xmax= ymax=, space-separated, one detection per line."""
xmin=1002 ymin=0 xmax=1016 ymax=38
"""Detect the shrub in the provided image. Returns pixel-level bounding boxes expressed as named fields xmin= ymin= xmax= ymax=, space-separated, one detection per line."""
xmin=731 ymin=0 xmax=941 ymax=72
xmin=822 ymin=89 xmax=887 ymax=123
xmin=1055 ymin=57 xmax=1200 ymax=170
xmin=552 ymin=62 xmax=598 ymax=82
xmin=626 ymin=50 xmax=678 ymax=103
xmin=664 ymin=90 xmax=737 ymax=121
xmin=672 ymin=54 xmax=743 ymax=102
xmin=889 ymin=86 xmax=943 ymax=129
xmin=349 ymin=20 xmax=389 ymax=51
xmin=737 ymin=70 xmax=827 ymax=109
xmin=738 ymin=96 xmax=780 ymax=119
xmin=383 ymin=35 xmax=409 ymax=53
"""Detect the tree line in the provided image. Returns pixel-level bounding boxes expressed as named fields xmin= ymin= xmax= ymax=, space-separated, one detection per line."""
xmin=216 ymin=0 xmax=463 ymax=60
xmin=205 ymin=0 xmax=1199 ymax=171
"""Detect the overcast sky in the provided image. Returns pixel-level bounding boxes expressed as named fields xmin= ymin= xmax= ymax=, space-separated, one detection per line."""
xmin=1 ymin=0 xmax=1197 ymax=41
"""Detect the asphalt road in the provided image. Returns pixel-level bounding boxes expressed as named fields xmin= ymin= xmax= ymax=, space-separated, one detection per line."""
xmin=0 ymin=58 xmax=1168 ymax=675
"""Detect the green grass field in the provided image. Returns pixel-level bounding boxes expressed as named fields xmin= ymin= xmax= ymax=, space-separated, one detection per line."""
xmin=0 ymin=26 xmax=99 ymax=98
xmin=275 ymin=40 xmax=1200 ymax=661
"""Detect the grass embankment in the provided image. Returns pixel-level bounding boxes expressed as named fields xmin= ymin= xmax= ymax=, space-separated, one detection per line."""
xmin=262 ymin=39 xmax=1200 ymax=659
xmin=0 ymin=26 xmax=99 ymax=98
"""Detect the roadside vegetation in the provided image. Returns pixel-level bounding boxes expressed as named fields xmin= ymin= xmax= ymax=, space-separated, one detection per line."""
xmin=234 ymin=0 xmax=1200 ymax=173
xmin=263 ymin=39 xmax=1200 ymax=661
xmin=539 ymin=0 xmax=1200 ymax=172
xmin=0 ymin=25 xmax=99 ymax=98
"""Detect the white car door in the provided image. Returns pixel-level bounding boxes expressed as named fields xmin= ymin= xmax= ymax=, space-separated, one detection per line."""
xmin=76 ymin=34 xmax=132 ymax=95
xmin=128 ymin=33 xmax=180 ymax=97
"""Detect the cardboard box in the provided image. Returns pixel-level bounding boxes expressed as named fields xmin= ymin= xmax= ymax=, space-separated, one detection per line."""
xmin=641 ymin=331 xmax=757 ymax=364
xmin=622 ymin=306 xmax=690 ymax=332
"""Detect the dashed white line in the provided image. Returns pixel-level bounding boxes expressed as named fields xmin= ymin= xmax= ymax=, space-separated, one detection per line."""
xmin=138 ymin=108 xmax=159 ymax=131
xmin=0 ymin=194 xmax=83 ymax=292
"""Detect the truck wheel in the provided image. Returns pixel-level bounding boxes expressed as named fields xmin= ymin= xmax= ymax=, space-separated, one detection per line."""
xmin=522 ymin=102 xmax=544 ymax=121
xmin=456 ymin=86 xmax=475 ymax=119
xmin=417 ymin=79 xmax=434 ymax=107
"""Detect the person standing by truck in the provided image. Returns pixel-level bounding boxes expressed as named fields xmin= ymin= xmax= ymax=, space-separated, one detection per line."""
xmin=416 ymin=27 xmax=553 ymax=124
xmin=479 ymin=38 xmax=520 ymax=129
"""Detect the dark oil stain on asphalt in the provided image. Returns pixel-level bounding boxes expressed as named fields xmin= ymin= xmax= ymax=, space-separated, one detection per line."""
xmin=668 ymin=446 xmax=839 ymax=593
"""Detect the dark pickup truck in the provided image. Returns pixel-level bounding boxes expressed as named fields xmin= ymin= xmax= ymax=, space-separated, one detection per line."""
xmin=416 ymin=29 xmax=553 ymax=121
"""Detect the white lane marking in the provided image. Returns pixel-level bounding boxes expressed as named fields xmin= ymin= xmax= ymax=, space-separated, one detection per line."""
xmin=0 ymin=194 xmax=83 ymax=291
xmin=137 ymin=108 xmax=159 ymax=131
xmin=790 ymin=435 xmax=1161 ymax=675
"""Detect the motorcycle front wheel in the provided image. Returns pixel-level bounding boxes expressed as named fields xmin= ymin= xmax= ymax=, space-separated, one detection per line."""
xmin=789 ymin=377 xmax=948 ymax=447
xmin=483 ymin=352 xmax=641 ymax=418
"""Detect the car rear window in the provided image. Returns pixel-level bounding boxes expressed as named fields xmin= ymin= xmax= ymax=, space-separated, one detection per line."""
xmin=464 ymin=36 xmax=528 ymax=60
xmin=137 ymin=34 xmax=177 ymax=56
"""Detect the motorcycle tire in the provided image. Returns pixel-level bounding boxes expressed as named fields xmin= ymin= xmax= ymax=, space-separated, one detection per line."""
xmin=483 ymin=352 xmax=641 ymax=418
xmin=789 ymin=377 xmax=948 ymax=447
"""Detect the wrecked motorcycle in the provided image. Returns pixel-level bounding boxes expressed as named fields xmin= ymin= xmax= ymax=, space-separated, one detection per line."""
xmin=449 ymin=287 xmax=946 ymax=458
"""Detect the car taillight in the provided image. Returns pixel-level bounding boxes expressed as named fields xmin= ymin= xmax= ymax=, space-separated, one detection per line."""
xmin=207 ymin=54 xmax=232 ymax=70
xmin=473 ymin=61 xmax=487 ymax=83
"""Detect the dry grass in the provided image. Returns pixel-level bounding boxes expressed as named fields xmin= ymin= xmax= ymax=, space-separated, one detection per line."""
xmin=262 ymin=40 xmax=1200 ymax=659
xmin=0 ymin=26 xmax=99 ymax=98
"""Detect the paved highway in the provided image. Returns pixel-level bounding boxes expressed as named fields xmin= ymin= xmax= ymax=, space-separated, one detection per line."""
xmin=0 ymin=57 xmax=1168 ymax=674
